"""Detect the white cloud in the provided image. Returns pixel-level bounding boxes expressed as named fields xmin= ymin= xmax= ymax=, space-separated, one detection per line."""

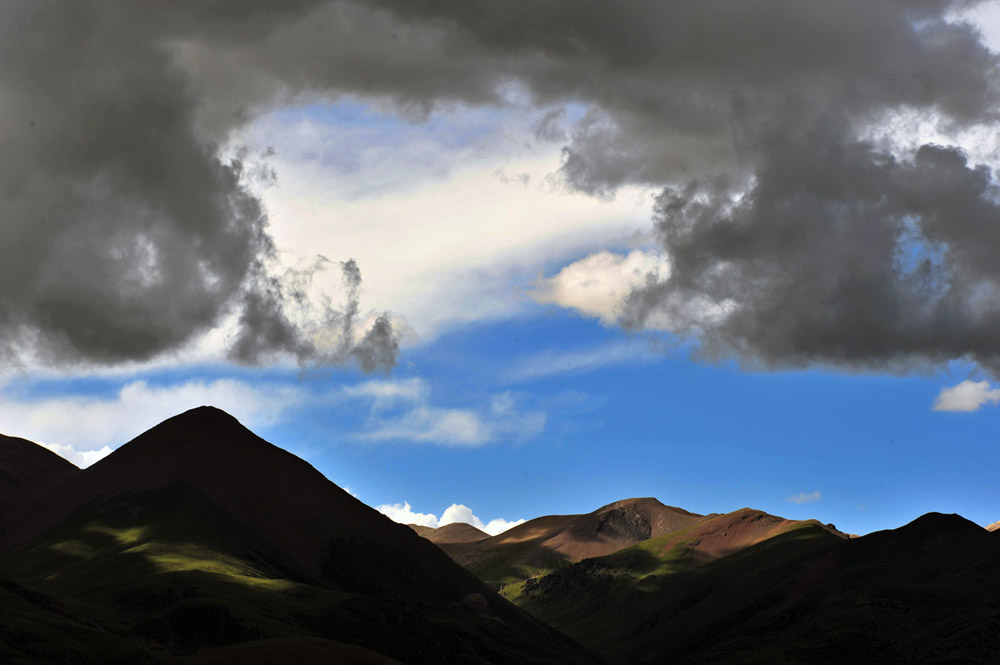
xmin=440 ymin=503 xmax=484 ymax=528
xmin=932 ymin=379 xmax=1000 ymax=412
xmin=483 ymin=517 xmax=527 ymax=534
xmin=242 ymin=105 xmax=656 ymax=343
xmin=364 ymin=406 xmax=493 ymax=445
xmin=505 ymin=341 xmax=653 ymax=382
xmin=346 ymin=380 xmax=546 ymax=446
xmin=788 ymin=491 xmax=822 ymax=504
xmin=341 ymin=377 xmax=427 ymax=408
xmin=0 ymin=379 xmax=303 ymax=467
xmin=533 ymin=250 xmax=670 ymax=324
xmin=377 ymin=501 xmax=439 ymax=528
xmin=377 ymin=501 xmax=525 ymax=535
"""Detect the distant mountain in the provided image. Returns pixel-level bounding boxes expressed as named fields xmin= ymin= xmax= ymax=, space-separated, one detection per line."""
xmin=439 ymin=497 xmax=838 ymax=597
xmin=516 ymin=512 xmax=1000 ymax=664
xmin=985 ymin=519 xmax=1000 ymax=532
xmin=0 ymin=407 xmax=602 ymax=664
xmin=409 ymin=522 xmax=490 ymax=558
xmin=0 ymin=433 xmax=78 ymax=513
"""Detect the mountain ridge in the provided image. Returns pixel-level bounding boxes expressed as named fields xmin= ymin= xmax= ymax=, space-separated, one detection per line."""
xmin=0 ymin=406 xmax=604 ymax=664
xmin=0 ymin=432 xmax=79 ymax=514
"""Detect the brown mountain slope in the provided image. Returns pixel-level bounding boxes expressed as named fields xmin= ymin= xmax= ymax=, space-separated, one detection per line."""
xmin=443 ymin=498 xmax=834 ymax=595
xmin=0 ymin=433 xmax=78 ymax=512
xmin=0 ymin=407 xmax=603 ymax=665
xmin=411 ymin=522 xmax=490 ymax=544
xmin=409 ymin=522 xmax=490 ymax=559
xmin=452 ymin=497 xmax=705 ymax=590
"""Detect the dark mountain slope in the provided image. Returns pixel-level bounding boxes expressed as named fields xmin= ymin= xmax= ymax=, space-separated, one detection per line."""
xmin=0 ymin=433 xmax=78 ymax=514
xmin=0 ymin=407 xmax=603 ymax=665
xmin=0 ymin=572 xmax=161 ymax=664
xmin=519 ymin=513 xmax=1000 ymax=664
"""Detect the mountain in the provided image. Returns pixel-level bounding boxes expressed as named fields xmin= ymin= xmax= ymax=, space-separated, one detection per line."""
xmin=409 ymin=522 xmax=490 ymax=544
xmin=440 ymin=497 xmax=838 ymax=598
xmin=0 ymin=407 xmax=603 ymax=664
xmin=516 ymin=512 xmax=1000 ymax=664
xmin=0 ymin=433 xmax=78 ymax=513
xmin=409 ymin=522 xmax=490 ymax=559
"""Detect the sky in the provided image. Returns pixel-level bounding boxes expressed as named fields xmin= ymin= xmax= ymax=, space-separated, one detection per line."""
xmin=2 ymin=0 xmax=1000 ymax=536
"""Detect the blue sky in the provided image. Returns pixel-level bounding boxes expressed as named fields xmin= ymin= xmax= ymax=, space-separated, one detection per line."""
xmin=3 ymin=2 xmax=1000 ymax=539
xmin=2 ymin=279 xmax=998 ymax=536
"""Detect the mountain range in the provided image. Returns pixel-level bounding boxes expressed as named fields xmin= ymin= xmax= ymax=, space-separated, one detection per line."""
xmin=2 ymin=407 xmax=1000 ymax=664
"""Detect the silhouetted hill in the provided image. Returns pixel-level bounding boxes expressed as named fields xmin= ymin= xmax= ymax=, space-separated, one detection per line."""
xmin=0 ymin=407 xmax=603 ymax=664
xmin=517 ymin=513 xmax=1000 ymax=664
xmin=0 ymin=433 xmax=78 ymax=514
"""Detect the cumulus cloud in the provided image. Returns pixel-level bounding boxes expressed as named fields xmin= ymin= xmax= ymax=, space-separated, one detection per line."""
xmin=534 ymin=250 xmax=669 ymax=325
xmin=933 ymin=379 xmax=1000 ymax=412
xmin=377 ymin=501 xmax=525 ymax=535
xmin=788 ymin=491 xmax=822 ymax=504
xmin=377 ymin=501 xmax=440 ymax=528
xmin=0 ymin=379 xmax=303 ymax=466
xmin=346 ymin=379 xmax=546 ymax=445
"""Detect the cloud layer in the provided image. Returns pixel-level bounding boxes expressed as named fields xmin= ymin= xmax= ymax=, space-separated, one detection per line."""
xmin=6 ymin=0 xmax=998 ymax=376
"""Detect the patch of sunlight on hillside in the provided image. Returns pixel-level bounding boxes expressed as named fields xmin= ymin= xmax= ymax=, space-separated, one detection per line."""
xmin=126 ymin=542 xmax=298 ymax=590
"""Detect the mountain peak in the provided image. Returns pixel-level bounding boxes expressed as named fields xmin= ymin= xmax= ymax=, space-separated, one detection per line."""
xmin=906 ymin=511 xmax=984 ymax=535
xmin=146 ymin=405 xmax=246 ymax=435
xmin=93 ymin=405 xmax=274 ymax=468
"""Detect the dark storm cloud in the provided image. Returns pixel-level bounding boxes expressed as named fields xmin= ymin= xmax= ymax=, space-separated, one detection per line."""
xmin=353 ymin=0 xmax=1000 ymax=372
xmin=0 ymin=0 xmax=397 ymax=370
xmin=623 ymin=121 xmax=1000 ymax=372
xmin=2 ymin=0 xmax=998 ymax=373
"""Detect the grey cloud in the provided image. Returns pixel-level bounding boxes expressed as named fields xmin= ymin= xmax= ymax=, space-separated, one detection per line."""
xmin=229 ymin=258 xmax=398 ymax=372
xmin=0 ymin=0 xmax=397 ymax=370
xmin=623 ymin=121 xmax=1000 ymax=373
xmin=4 ymin=0 xmax=999 ymax=374
xmin=359 ymin=0 xmax=1000 ymax=373
xmin=362 ymin=0 xmax=1000 ymax=189
xmin=534 ymin=108 xmax=567 ymax=143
